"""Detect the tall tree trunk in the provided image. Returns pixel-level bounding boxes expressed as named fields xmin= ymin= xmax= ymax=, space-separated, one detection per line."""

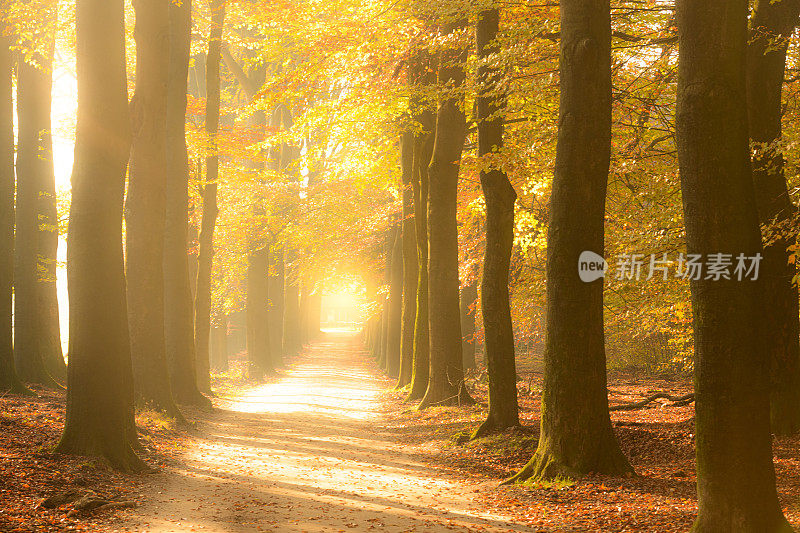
xmin=210 ymin=317 xmax=228 ymax=371
xmin=472 ymin=7 xmax=519 ymax=438
xmin=55 ymin=0 xmax=148 ymax=471
xmin=406 ymin=53 xmax=436 ymax=402
xmin=14 ymin=22 xmax=64 ymax=387
xmin=397 ymin=130 xmax=417 ymax=388
xmin=676 ymin=1 xmax=789 ymax=530
xmin=746 ymin=0 xmax=800 ymax=437
xmin=507 ymin=0 xmax=631 ymax=482
xmin=269 ymin=249 xmax=285 ymax=368
xmin=385 ymin=226 xmax=403 ymax=379
xmin=283 ymin=282 xmax=301 ymax=355
xmin=309 ymin=289 xmax=322 ymax=339
xmin=282 ymin=252 xmax=302 ymax=357
xmin=246 ymin=243 xmax=272 ymax=379
xmin=194 ymin=0 xmax=225 ymax=394
xmin=299 ymin=281 xmax=310 ymax=346
xmin=420 ymin=19 xmax=473 ymax=409
xmin=164 ymin=0 xmax=210 ymax=409
xmin=127 ymin=0 xmax=184 ymax=421
xmin=0 ymin=32 xmax=29 ymax=394
xmin=459 ymin=281 xmax=478 ymax=371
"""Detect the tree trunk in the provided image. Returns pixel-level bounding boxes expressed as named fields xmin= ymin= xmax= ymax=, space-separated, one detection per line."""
xmin=309 ymin=289 xmax=322 ymax=339
xmin=246 ymin=240 xmax=272 ymax=379
xmin=126 ymin=0 xmax=184 ymax=421
xmin=55 ymin=0 xmax=148 ymax=471
xmin=269 ymin=249 xmax=285 ymax=368
xmin=282 ymin=254 xmax=302 ymax=357
xmin=164 ymin=0 xmax=210 ymax=409
xmin=378 ymin=300 xmax=388 ymax=368
xmin=746 ymin=0 xmax=800 ymax=437
xmin=459 ymin=281 xmax=478 ymax=371
xmin=420 ymin=19 xmax=472 ymax=409
xmin=210 ymin=317 xmax=228 ymax=372
xmin=507 ymin=0 xmax=631 ymax=482
xmin=194 ymin=0 xmax=225 ymax=395
xmin=0 ymin=33 xmax=29 ymax=394
xmin=406 ymin=53 xmax=436 ymax=403
xmin=385 ymin=226 xmax=403 ymax=379
xmin=397 ymin=130 xmax=417 ymax=388
xmin=676 ymin=1 xmax=790 ymax=530
xmin=472 ymin=8 xmax=519 ymax=438
xmin=299 ymin=281 xmax=310 ymax=346
xmin=14 ymin=30 xmax=64 ymax=388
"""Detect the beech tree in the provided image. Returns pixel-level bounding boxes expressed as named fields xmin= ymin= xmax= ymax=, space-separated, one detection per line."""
xmin=420 ymin=17 xmax=472 ymax=409
xmin=55 ymin=0 xmax=147 ymax=472
xmin=406 ymin=52 xmax=435 ymax=403
xmin=164 ymin=0 xmax=210 ymax=408
xmin=14 ymin=6 xmax=65 ymax=386
xmin=195 ymin=0 xmax=225 ymax=392
xmin=746 ymin=0 xmax=800 ymax=436
xmin=385 ymin=226 xmax=403 ymax=378
xmin=459 ymin=280 xmax=477 ymax=370
xmin=471 ymin=6 xmax=519 ymax=438
xmin=0 ymin=30 xmax=28 ymax=394
xmin=507 ymin=0 xmax=631 ymax=482
xmin=126 ymin=0 xmax=184 ymax=420
xmin=676 ymin=0 xmax=790 ymax=529
xmin=396 ymin=130 xmax=417 ymax=388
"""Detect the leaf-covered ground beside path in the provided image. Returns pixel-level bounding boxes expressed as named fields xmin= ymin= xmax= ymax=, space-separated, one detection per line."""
xmin=0 ymin=387 xmax=187 ymax=532
xmin=2 ymin=344 xmax=799 ymax=532
xmin=380 ymin=369 xmax=800 ymax=532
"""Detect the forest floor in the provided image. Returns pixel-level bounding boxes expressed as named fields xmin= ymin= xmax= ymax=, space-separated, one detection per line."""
xmin=1 ymin=331 xmax=799 ymax=532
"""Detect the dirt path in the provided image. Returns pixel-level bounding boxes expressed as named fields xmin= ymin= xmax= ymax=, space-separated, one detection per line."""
xmin=121 ymin=331 xmax=539 ymax=532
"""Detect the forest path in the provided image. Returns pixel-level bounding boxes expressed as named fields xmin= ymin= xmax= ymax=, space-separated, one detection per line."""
xmin=122 ymin=330 xmax=537 ymax=533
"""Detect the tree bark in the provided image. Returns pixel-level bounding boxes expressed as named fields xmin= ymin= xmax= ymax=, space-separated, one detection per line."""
xmin=507 ymin=0 xmax=631 ymax=482
xmin=746 ymin=0 xmax=800 ymax=437
xmin=472 ymin=8 xmax=519 ymax=438
xmin=210 ymin=317 xmax=228 ymax=371
xmin=55 ymin=0 xmax=148 ymax=471
xmin=397 ymin=130 xmax=417 ymax=388
xmin=269 ymin=249 xmax=285 ymax=368
xmin=309 ymin=289 xmax=322 ymax=339
xmin=406 ymin=53 xmax=436 ymax=402
xmin=126 ymin=0 xmax=184 ymax=421
xmin=676 ymin=1 xmax=790 ymax=530
xmin=420 ymin=19 xmax=473 ymax=409
xmin=299 ymin=281 xmax=310 ymax=346
xmin=0 ymin=32 xmax=29 ymax=394
xmin=164 ymin=0 xmax=210 ymax=409
xmin=246 ymin=243 xmax=272 ymax=379
xmin=245 ymin=118 xmax=271 ymax=379
xmin=385 ymin=226 xmax=403 ymax=379
xmin=194 ymin=0 xmax=225 ymax=394
xmin=459 ymin=281 xmax=478 ymax=371
xmin=282 ymin=252 xmax=302 ymax=357
xmin=14 ymin=22 xmax=64 ymax=387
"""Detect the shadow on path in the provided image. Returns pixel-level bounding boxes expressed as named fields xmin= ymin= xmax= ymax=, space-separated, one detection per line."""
xmin=122 ymin=331 xmax=542 ymax=532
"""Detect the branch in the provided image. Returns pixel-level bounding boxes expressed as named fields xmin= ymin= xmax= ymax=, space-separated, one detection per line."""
xmin=221 ymin=44 xmax=258 ymax=100
xmin=609 ymin=392 xmax=695 ymax=411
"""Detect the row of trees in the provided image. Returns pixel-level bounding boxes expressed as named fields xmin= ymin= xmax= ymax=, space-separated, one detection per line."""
xmin=360 ymin=0 xmax=798 ymax=530
xmin=1 ymin=0 xmax=329 ymax=471
xmin=2 ymin=0 xmax=800 ymax=529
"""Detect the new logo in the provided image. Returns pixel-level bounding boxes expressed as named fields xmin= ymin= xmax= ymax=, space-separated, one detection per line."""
xmin=578 ymin=251 xmax=607 ymax=283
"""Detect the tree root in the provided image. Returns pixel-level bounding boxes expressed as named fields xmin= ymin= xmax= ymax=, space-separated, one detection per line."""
xmin=469 ymin=417 xmax=522 ymax=441
xmin=609 ymin=392 xmax=695 ymax=411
